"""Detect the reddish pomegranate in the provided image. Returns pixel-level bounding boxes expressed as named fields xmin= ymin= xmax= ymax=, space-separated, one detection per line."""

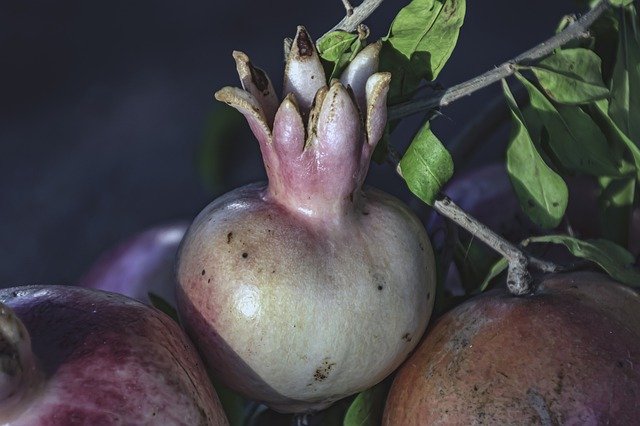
xmin=383 ymin=272 xmax=640 ymax=425
xmin=79 ymin=222 xmax=188 ymax=306
xmin=176 ymin=27 xmax=436 ymax=413
xmin=0 ymin=286 xmax=228 ymax=425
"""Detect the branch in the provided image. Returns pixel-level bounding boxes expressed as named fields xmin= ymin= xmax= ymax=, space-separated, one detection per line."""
xmin=329 ymin=0 xmax=385 ymax=33
xmin=388 ymin=0 xmax=611 ymax=120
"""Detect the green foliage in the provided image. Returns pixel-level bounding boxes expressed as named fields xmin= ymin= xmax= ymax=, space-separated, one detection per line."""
xmin=479 ymin=258 xmax=509 ymax=291
xmin=343 ymin=381 xmax=391 ymax=426
xmin=148 ymin=292 xmax=179 ymax=323
xmin=398 ymin=122 xmax=454 ymax=206
xmin=610 ymin=0 xmax=635 ymax=7
xmin=317 ymin=30 xmax=366 ymax=80
xmin=380 ymin=0 xmax=466 ymax=103
xmin=609 ymin=6 xmax=640 ymax=144
xmin=597 ymin=176 xmax=635 ymax=247
xmin=517 ymin=73 xmax=621 ymax=176
xmin=529 ymin=48 xmax=609 ymax=104
xmin=527 ymin=235 xmax=640 ymax=287
xmin=503 ymin=80 xmax=569 ymax=229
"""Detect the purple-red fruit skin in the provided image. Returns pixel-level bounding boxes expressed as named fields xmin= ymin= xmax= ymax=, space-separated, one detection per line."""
xmin=0 ymin=286 xmax=228 ymax=425
xmin=79 ymin=222 xmax=188 ymax=306
xmin=383 ymin=272 xmax=640 ymax=425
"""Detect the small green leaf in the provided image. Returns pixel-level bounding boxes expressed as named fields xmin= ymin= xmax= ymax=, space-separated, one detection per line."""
xmin=343 ymin=381 xmax=390 ymax=426
xmin=503 ymin=79 xmax=568 ymax=229
xmin=527 ymin=235 xmax=640 ymax=287
xmin=610 ymin=0 xmax=635 ymax=7
xmin=609 ymin=6 xmax=640 ymax=143
xmin=398 ymin=122 xmax=454 ymax=206
xmin=479 ymin=258 xmax=509 ymax=292
xmin=148 ymin=292 xmax=179 ymax=323
xmin=589 ymin=98 xmax=640 ymax=181
xmin=381 ymin=0 xmax=465 ymax=102
xmin=317 ymin=31 xmax=364 ymax=79
xmin=454 ymin=239 xmax=501 ymax=295
xmin=516 ymin=73 xmax=621 ymax=177
xmin=530 ymin=48 xmax=609 ymax=104
xmin=317 ymin=31 xmax=359 ymax=63
xmin=598 ymin=176 xmax=635 ymax=248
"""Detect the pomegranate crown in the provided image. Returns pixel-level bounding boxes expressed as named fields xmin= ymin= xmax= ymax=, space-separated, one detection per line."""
xmin=215 ymin=26 xmax=390 ymax=217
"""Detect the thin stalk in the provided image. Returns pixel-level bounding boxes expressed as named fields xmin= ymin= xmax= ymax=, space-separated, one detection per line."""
xmin=388 ymin=0 xmax=611 ymax=120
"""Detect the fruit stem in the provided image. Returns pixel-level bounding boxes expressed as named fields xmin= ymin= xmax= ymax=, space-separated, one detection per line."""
xmin=327 ymin=0 xmax=384 ymax=33
xmin=0 ymin=303 xmax=42 ymax=423
xmin=433 ymin=196 xmax=562 ymax=295
xmin=387 ymin=0 xmax=612 ymax=120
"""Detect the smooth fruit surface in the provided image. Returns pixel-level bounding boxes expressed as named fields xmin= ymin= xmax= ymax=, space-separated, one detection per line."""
xmin=178 ymin=183 xmax=434 ymax=413
xmin=383 ymin=272 xmax=640 ymax=425
xmin=177 ymin=27 xmax=436 ymax=413
xmin=0 ymin=286 xmax=228 ymax=425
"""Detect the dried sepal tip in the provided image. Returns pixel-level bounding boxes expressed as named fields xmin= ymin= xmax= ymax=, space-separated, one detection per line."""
xmin=283 ymin=26 xmax=327 ymax=115
xmin=232 ymin=51 xmax=279 ymax=127
xmin=214 ymin=86 xmax=272 ymax=145
xmin=365 ymin=72 xmax=391 ymax=147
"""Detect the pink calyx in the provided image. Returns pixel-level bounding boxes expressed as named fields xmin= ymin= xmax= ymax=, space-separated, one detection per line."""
xmin=215 ymin=26 xmax=390 ymax=220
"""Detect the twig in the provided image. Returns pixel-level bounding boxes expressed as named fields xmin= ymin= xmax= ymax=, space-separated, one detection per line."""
xmin=341 ymin=0 xmax=354 ymax=17
xmin=388 ymin=0 xmax=611 ymax=120
xmin=329 ymin=0 xmax=385 ymax=33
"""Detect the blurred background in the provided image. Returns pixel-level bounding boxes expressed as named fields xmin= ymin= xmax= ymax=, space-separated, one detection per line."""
xmin=0 ymin=0 xmax=577 ymax=285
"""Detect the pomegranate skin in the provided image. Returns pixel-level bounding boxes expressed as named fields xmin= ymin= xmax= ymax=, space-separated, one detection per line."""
xmin=177 ymin=183 xmax=435 ymax=413
xmin=383 ymin=272 xmax=640 ymax=425
xmin=79 ymin=222 xmax=188 ymax=306
xmin=0 ymin=286 xmax=228 ymax=426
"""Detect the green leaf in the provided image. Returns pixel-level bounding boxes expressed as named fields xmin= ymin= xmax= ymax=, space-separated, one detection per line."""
xmin=148 ymin=292 xmax=179 ymax=323
xmin=516 ymin=73 xmax=621 ymax=176
xmin=398 ymin=122 xmax=454 ymax=206
xmin=530 ymin=48 xmax=609 ymax=104
xmin=527 ymin=235 xmax=640 ymax=287
xmin=589 ymin=98 xmax=640 ymax=181
xmin=317 ymin=31 xmax=364 ymax=79
xmin=454 ymin=239 xmax=501 ymax=295
xmin=610 ymin=0 xmax=635 ymax=7
xmin=598 ymin=176 xmax=635 ymax=248
xmin=503 ymin=79 xmax=568 ymax=229
xmin=343 ymin=381 xmax=390 ymax=426
xmin=609 ymin=6 xmax=640 ymax=143
xmin=381 ymin=0 xmax=465 ymax=102
xmin=479 ymin=258 xmax=508 ymax=292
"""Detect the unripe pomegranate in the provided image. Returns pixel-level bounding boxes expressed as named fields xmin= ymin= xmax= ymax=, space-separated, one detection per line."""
xmin=0 ymin=286 xmax=228 ymax=425
xmin=79 ymin=222 xmax=188 ymax=307
xmin=383 ymin=272 xmax=640 ymax=425
xmin=176 ymin=27 xmax=436 ymax=413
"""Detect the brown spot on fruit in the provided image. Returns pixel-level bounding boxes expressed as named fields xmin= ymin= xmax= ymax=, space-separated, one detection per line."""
xmin=296 ymin=29 xmax=313 ymax=57
xmin=402 ymin=333 xmax=413 ymax=343
xmin=313 ymin=359 xmax=336 ymax=382
xmin=201 ymin=270 xmax=205 ymax=276
xmin=227 ymin=232 xmax=233 ymax=243
xmin=242 ymin=252 xmax=248 ymax=259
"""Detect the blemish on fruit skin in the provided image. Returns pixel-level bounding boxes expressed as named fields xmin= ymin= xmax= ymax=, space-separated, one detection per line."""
xmin=201 ymin=269 xmax=206 ymax=276
xmin=227 ymin=232 xmax=233 ymax=243
xmin=313 ymin=359 xmax=336 ymax=382
xmin=402 ymin=333 xmax=412 ymax=342
xmin=242 ymin=252 xmax=249 ymax=259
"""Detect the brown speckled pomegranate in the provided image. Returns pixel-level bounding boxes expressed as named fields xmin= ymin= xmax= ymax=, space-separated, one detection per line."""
xmin=383 ymin=271 xmax=640 ymax=425
xmin=0 ymin=286 xmax=228 ymax=425
xmin=176 ymin=27 xmax=436 ymax=413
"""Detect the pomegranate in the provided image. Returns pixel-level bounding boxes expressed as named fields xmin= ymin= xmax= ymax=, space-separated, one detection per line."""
xmin=176 ymin=27 xmax=436 ymax=413
xmin=383 ymin=271 xmax=640 ymax=425
xmin=79 ymin=222 xmax=188 ymax=307
xmin=0 ymin=286 xmax=228 ymax=425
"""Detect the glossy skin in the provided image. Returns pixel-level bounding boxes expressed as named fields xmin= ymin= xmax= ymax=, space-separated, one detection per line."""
xmin=79 ymin=222 xmax=188 ymax=306
xmin=383 ymin=272 xmax=640 ymax=425
xmin=0 ymin=286 xmax=228 ymax=425
xmin=177 ymin=184 xmax=434 ymax=413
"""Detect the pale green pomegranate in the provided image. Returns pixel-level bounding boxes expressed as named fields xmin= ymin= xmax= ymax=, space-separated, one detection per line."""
xmin=176 ymin=27 xmax=436 ymax=413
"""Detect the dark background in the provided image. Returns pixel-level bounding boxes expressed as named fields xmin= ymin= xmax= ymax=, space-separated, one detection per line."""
xmin=0 ymin=0 xmax=576 ymax=285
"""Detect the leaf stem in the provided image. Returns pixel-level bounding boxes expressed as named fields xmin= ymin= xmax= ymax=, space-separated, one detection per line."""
xmin=388 ymin=0 xmax=611 ymax=120
xmin=329 ymin=0 xmax=385 ymax=33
